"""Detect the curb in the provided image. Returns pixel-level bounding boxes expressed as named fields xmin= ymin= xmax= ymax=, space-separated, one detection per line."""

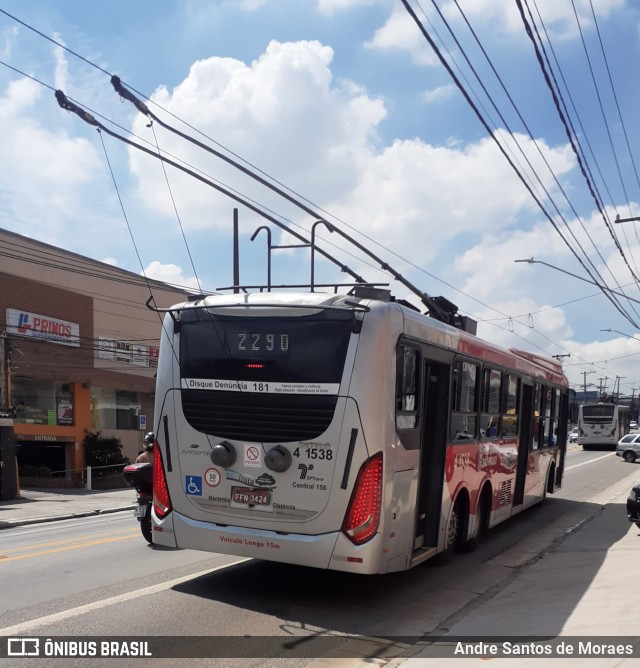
xmin=0 ymin=505 xmax=137 ymax=530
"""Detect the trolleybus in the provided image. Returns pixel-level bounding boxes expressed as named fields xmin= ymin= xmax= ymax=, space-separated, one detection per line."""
xmin=577 ymin=403 xmax=629 ymax=450
xmin=149 ymin=286 xmax=569 ymax=574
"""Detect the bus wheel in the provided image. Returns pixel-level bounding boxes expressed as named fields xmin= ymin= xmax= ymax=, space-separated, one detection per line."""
xmin=140 ymin=507 xmax=153 ymax=544
xmin=535 ymin=467 xmax=551 ymax=509
xmin=434 ymin=501 xmax=461 ymax=566
xmin=462 ymin=492 xmax=487 ymax=553
xmin=624 ymin=451 xmax=637 ymax=463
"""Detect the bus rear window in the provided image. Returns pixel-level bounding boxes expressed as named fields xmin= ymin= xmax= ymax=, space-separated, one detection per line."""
xmin=582 ymin=405 xmax=615 ymax=420
xmin=179 ymin=309 xmax=353 ymax=383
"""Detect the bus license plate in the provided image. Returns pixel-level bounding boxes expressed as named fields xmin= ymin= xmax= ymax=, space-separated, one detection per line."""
xmin=135 ymin=505 xmax=147 ymax=518
xmin=231 ymin=487 xmax=271 ymax=506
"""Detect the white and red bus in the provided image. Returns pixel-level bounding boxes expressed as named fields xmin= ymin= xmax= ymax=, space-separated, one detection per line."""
xmin=150 ymin=288 xmax=569 ymax=574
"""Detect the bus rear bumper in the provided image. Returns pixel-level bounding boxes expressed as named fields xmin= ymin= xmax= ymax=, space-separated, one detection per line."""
xmin=153 ymin=510 xmax=382 ymax=573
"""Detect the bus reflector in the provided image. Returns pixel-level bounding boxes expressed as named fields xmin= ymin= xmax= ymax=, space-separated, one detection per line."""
xmin=153 ymin=441 xmax=172 ymax=519
xmin=342 ymin=452 xmax=383 ymax=545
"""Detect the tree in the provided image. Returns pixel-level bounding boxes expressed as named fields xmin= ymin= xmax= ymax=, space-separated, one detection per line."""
xmin=83 ymin=431 xmax=129 ymax=477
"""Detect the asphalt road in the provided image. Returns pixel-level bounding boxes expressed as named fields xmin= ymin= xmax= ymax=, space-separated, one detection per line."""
xmin=0 ymin=444 xmax=637 ymax=667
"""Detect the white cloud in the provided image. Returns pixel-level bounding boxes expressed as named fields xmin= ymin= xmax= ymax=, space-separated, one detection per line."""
xmin=239 ymin=0 xmax=267 ymax=10
xmin=128 ymin=40 xmax=386 ymax=232
xmin=143 ymin=260 xmax=201 ymax=290
xmin=316 ymin=0 xmax=379 ymax=16
xmin=367 ymin=0 xmax=626 ymax=64
xmin=0 ymin=76 xmax=109 ymax=245
xmin=52 ymin=33 xmax=69 ymax=91
xmin=1 ymin=25 xmax=19 ymax=59
xmin=421 ymin=83 xmax=457 ymax=104
xmin=437 ymin=0 xmax=625 ymax=37
xmin=327 ymin=131 xmax=575 ymax=270
xmin=365 ymin=6 xmax=438 ymax=66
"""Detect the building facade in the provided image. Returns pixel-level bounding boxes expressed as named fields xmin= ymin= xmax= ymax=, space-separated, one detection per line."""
xmin=0 ymin=228 xmax=190 ymax=480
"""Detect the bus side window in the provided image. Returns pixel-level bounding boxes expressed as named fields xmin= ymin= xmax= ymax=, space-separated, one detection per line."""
xmin=502 ymin=373 xmax=519 ymax=438
xmin=396 ymin=346 xmax=419 ymax=430
xmin=481 ymin=368 xmax=501 ymax=439
xmin=532 ymin=383 xmax=542 ymax=450
xmin=451 ymin=360 xmax=479 ymax=441
xmin=542 ymin=386 xmax=555 ymax=448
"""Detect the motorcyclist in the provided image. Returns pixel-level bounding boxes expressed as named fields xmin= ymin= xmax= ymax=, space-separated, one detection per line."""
xmin=135 ymin=432 xmax=155 ymax=464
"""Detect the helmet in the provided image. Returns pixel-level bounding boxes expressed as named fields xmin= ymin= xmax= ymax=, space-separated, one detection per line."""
xmin=143 ymin=432 xmax=155 ymax=446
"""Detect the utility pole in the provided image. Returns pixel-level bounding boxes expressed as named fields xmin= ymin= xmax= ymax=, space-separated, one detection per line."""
xmin=582 ymin=370 xmax=595 ymax=402
xmin=597 ymin=377 xmax=608 ymax=401
xmin=615 ymin=376 xmax=626 ymax=402
xmin=631 ymin=387 xmax=639 ymax=419
xmin=0 ymin=332 xmax=10 ymax=413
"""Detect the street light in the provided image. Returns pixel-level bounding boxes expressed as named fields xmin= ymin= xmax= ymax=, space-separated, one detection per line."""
xmin=600 ymin=328 xmax=640 ymax=341
xmin=514 ymin=258 xmax=640 ymax=305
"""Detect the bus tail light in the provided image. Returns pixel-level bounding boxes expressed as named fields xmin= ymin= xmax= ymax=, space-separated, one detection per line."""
xmin=342 ymin=452 xmax=383 ymax=545
xmin=153 ymin=441 xmax=172 ymax=519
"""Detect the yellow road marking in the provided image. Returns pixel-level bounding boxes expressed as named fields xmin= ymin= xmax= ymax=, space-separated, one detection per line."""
xmin=0 ymin=527 xmax=139 ymax=554
xmin=0 ymin=532 xmax=139 ymax=563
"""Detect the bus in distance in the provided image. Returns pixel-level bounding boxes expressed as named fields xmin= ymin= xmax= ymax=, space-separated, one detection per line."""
xmin=577 ymin=403 xmax=629 ymax=450
xmin=149 ymin=287 xmax=569 ymax=574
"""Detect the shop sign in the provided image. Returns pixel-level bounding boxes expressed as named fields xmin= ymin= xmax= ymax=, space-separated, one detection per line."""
xmin=97 ymin=337 xmax=159 ymax=368
xmin=131 ymin=344 xmax=148 ymax=367
xmin=98 ymin=337 xmax=115 ymax=360
xmin=15 ymin=434 xmax=76 ymax=443
xmin=6 ymin=308 xmax=80 ymax=347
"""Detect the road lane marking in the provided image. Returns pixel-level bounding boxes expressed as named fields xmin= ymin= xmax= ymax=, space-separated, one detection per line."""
xmin=0 ymin=532 xmax=139 ymax=562
xmin=0 ymin=558 xmax=250 ymax=635
xmin=565 ymin=452 xmax=615 ymax=470
xmin=0 ymin=527 xmax=139 ymax=554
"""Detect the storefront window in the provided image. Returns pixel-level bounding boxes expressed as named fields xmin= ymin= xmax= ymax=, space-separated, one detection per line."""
xmin=12 ymin=378 xmax=74 ymax=426
xmin=90 ymin=387 xmax=141 ymax=430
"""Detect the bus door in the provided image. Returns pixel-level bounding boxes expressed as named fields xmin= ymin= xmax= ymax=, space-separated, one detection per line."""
xmin=555 ymin=391 xmax=569 ymax=488
xmin=415 ymin=360 xmax=450 ymax=550
xmin=513 ymin=383 xmax=534 ymax=506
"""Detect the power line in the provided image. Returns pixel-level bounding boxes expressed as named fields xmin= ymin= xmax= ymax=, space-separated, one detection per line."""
xmin=2 ymin=6 xmax=638 ymax=381
xmin=430 ymin=0 xmax=640 ymax=324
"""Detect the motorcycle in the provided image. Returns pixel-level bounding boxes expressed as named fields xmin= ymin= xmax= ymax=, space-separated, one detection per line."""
xmin=123 ymin=462 xmax=154 ymax=543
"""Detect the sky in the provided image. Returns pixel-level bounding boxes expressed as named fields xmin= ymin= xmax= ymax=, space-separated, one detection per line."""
xmin=2 ymin=0 xmax=640 ymax=398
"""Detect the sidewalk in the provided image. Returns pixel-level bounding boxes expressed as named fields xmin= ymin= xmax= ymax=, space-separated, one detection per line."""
xmin=0 ymin=486 xmax=137 ymax=529
xmin=385 ymin=472 xmax=640 ymax=667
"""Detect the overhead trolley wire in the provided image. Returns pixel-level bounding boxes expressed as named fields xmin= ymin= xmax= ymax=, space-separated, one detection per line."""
xmin=54 ymin=90 xmax=368 ymax=285
xmin=426 ymin=0 xmax=639 ymax=323
xmin=584 ymin=0 xmax=640 ymax=249
xmin=525 ymin=0 xmax=640 ymax=288
xmin=568 ymin=0 xmax=634 ymax=215
xmin=528 ymin=0 xmax=619 ymax=222
xmin=516 ymin=0 xmax=640 ymax=289
xmin=401 ymin=0 xmax=639 ymax=329
xmin=0 ymin=6 xmax=628 ymax=369
xmin=0 ymin=10 xmax=573 ymax=339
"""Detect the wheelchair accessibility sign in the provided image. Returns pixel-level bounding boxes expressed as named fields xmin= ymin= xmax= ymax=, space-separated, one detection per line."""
xmin=185 ymin=475 xmax=203 ymax=496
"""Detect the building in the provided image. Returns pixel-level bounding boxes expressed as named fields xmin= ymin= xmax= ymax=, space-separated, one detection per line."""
xmin=0 ymin=227 xmax=191 ymax=481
